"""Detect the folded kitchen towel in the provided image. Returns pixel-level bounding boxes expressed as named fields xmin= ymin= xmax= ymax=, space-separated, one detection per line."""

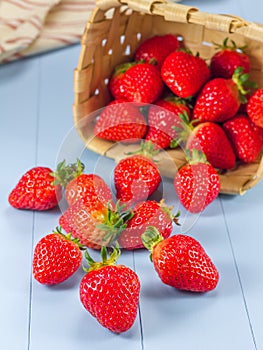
xmin=0 ymin=0 xmax=95 ymax=64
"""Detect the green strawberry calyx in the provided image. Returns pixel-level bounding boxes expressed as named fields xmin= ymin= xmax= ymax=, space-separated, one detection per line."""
xmin=141 ymin=226 xmax=164 ymax=261
xmin=83 ymin=244 xmax=121 ymax=272
xmin=53 ymin=226 xmax=86 ymax=250
xmin=232 ymin=67 xmax=257 ymax=103
xmin=97 ymin=201 xmax=134 ymax=245
xmin=170 ymin=111 xmax=197 ymax=148
xmin=159 ymin=199 xmax=180 ymax=226
xmin=113 ymin=61 xmax=137 ymax=76
xmin=164 ymin=94 xmax=192 ymax=107
xmin=126 ymin=140 xmax=160 ymax=160
xmin=213 ymin=37 xmax=247 ymax=52
xmin=51 ymin=159 xmax=85 ymax=188
xmin=184 ymin=149 xmax=208 ymax=165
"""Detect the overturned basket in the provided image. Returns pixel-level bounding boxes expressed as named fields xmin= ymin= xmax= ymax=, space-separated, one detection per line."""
xmin=73 ymin=0 xmax=263 ymax=195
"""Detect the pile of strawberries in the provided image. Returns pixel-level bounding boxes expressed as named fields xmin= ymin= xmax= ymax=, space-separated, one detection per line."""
xmin=8 ymin=152 xmax=219 ymax=334
xmin=94 ymin=35 xmax=263 ymax=172
xmin=7 ymin=34 xmax=263 ymax=335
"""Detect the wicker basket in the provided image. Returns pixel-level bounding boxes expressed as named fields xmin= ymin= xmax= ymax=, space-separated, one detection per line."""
xmin=73 ymin=0 xmax=263 ymax=195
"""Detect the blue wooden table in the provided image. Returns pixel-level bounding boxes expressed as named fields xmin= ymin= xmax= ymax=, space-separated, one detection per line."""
xmin=1 ymin=1 xmax=263 ymax=349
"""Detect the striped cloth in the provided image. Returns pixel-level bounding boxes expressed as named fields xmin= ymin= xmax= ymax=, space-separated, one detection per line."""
xmin=0 ymin=0 xmax=95 ymax=64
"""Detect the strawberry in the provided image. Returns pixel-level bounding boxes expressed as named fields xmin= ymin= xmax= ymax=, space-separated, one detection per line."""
xmin=114 ymin=141 xmax=161 ymax=206
xmin=223 ymin=114 xmax=263 ymax=163
xmin=118 ymin=200 xmax=180 ymax=250
xmin=210 ymin=38 xmax=250 ymax=79
xmin=142 ymin=226 xmax=219 ymax=292
xmin=59 ymin=197 xmax=132 ymax=249
xmin=65 ymin=173 xmax=113 ymax=207
xmin=54 ymin=158 xmax=112 ymax=208
xmin=246 ymin=88 xmax=263 ymax=128
xmin=32 ymin=227 xmax=83 ymax=285
xmin=173 ymin=150 xmax=220 ymax=213
xmin=59 ymin=200 xmax=109 ymax=249
xmin=108 ymin=73 xmax=125 ymax=101
xmin=145 ymin=95 xmax=191 ymax=149
xmin=134 ymin=34 xmax=180 ymax=69
xmin=161 ymin=50 xmax=210 ymax=98
xmin=109 ymin=62 xmax=163 ymax=103
xmin=193 ymin=67 xmax=252 ymax=123
xmin=8 ymin=166 xmax=62 ymax=211
xmin=94 ymin=100 xmax=147 ymax=142
xmin=172 ymin=111 xmax=236 ymax=170
xmin=58 ymin=163 xmax=120 ymax=250
xmin=80 ymin=246 xmax=140 ymax=333
xmin=52 ymin=159 xmax=114 ymax=208
xmin=187 ymin=121 xmax=236 ymax=170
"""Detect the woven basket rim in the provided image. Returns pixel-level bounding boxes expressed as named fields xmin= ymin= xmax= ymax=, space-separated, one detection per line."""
xmin=92 ymin=0 xmax=263 ymax=40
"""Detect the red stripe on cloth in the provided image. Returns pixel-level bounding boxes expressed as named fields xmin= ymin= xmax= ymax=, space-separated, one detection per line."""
xmin=5 ymin=36 xmax=33 ymax=44
xmin=41 ymin=33 xmax=81 ymax=44
xmin=0 ymin=18 xmax=25 ymax=29
xmin=28 ymin=15 xmax=43 ymax=30
xmin=0 ymin=45 xmax=6 ymax=54
xmin=3 ymin=0 xmax=34 ymax=10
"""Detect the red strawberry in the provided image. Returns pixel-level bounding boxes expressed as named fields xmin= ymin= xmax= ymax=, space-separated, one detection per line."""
xmin=80 ymin=246 xmax=140 ymax=333
xmin=161 ymin=50 xmax=210 ymax=98
xmin=58 ymin=163 xmax=119 ymax=250
xmin=173 ymin=150 xmax=220 ymax=213
xmin=223 ymin=114 xmax=263 ymax=163
xmin=65 ymin=173 xmax=113 ymax=207
xmin=210 ymin=38 xmax=250 ymax=79
xmin=145 ymin=95 xmax=191 ymax=149
xmin=8 ymin=166 xmax=62 ymax=211
xmin=94 ymin=100 xmax=147 ymax=142
xmin=171 ymin=111 xmax=236 ymax=170
xmin=114 ymin=141 xmax=161 ymax=206
xmin=108 ymin=73 xmax=125 ymax=101
xmin=142 ymin=226 xmax=219 ymax=292
xmin=59 ymin=198 xmax=131 ymax=249
xmin=187 ymin=121 xmax=236 ymax=169
xmin=134 ymin=34 xmax=180 ymax=68
xmin=59 ymin=200 xmax=109 ymax=249
xmin=193 ymin=67 xmax=251 ymax=123
xmin=118 ymin=200 xmax=180 ymax=250
xmin=246 ymin=88 xmax=263 ymax=128
xmin=32 ymin=228 xmax=83 ymax=285
xmin=52 ymin=159 xmax=114 ymax=209
xmin=109 ymin=62 xmax=163 ymax=103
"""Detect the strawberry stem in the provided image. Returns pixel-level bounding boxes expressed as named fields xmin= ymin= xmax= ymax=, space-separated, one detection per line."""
xmin=113 ymin=61 xmax=136 ymax=76
xmin=53 ymin=226 xmax=86 ymax=250
xmin=51 ymin=159 xmax=85 ymax=187
xmin=159 ymin=199 xmax=181 ymax=226
xmin=232 ymin=67 xmax=257 ymax=103
xmin=185 ymin=149 xmax=208 ymax=165
xmin=96 ymin=201 xmax=134 ymax=245
xmin=170 ymin=111 xmax=195 ymax=148
xmin=125 ymin=140 xmax=160 ymax=159
xmin=83 ymin=244 xmax=121 ymax=272
xmin=213 ymin=37 xmax=247 ymax=52
xmin=141 ymin=226 xmax=164 ymax=261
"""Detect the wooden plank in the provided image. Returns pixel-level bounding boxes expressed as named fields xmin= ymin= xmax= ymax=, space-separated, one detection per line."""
xmin=0 ymin=58 xmax=40 ymax=349
xmin=28 ymin=46 xmax=143 ymax=349
xmin=220 ymin=180 xmax=263 ymax=350
xmin=135 ymin=197 xmax=257 ymax=349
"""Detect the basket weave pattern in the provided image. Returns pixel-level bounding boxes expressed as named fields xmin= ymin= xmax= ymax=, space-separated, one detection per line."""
xmin=73 ymin=0 xmax=263 ymax=195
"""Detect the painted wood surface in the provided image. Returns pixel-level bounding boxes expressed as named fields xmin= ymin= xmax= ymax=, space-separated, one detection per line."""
xmin=0 ymin=1 xmax=262 ymax=349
